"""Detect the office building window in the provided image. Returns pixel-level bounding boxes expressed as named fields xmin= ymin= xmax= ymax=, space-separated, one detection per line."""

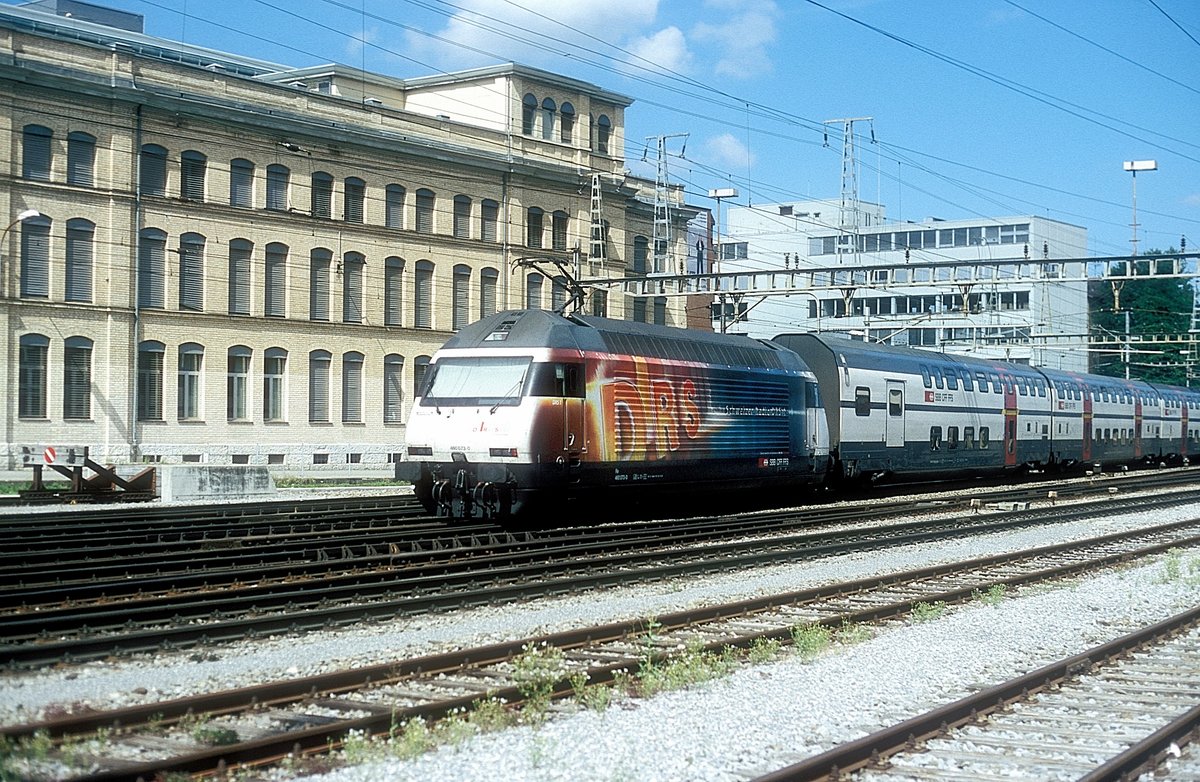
xmin=63 ymin=336 xmax=92 ymax=420
xmin=309 ymin=349 xmax=331 ymax=422
xmin=480 ymin=267 xmax=498 ymax=318
xmin=177 ymin=342 xmax=203 ymax=420
xmin=385 ymin=256 xmax=404 ymax=326
xmin=480 ymin=199 xmax=498 ymax=242
xmin=526 ymin=272 xmax=543 ymax=310
xmin=266 ymin=164 xmax=289 ymax=211
xmin=264 ymin=242 xmax=287 ymax=317
xmin=227 ymin=346 xmax=251 ymax=421
xmin=342 ymin=351 xmax=364 ymax=423
xmin=452 ymin=264 xmax=470 ymax=330
xmin=137 ymin=227 xmax=166 ymax=309
xmin=137 ymin=340 xmax=165 ymax=421
xmin=414 ymin=260 xmax=433 ymax=328
xmin=385 ymin=184 xmax=405 ymax=228
xmin=311 ymin=171 xmax=333 ymax=218
xmin=415 ymin=188 xmax=435 ymax=234
xmin=384 ymin=354 xmax=404 ymax=423
xmin=19 ymin=333 xmax=49 ymax=418
xmin=65 ymin=218 xmax=94 ymax=303
xmin=343 ymin=177 xmax=365 ymax=223
xmin=230 ymin=158 xmax=254 ymax=207
xmin=180 ymin=150 xmax=206 ymax=201
xmin=23 ymin=124 xmax=52 ymax=181
xmin=526 ymin=207 xmax=544 ymax=249
xmin=310 ymin=248 xmax=331 ymax=321
xmin=178 ymin=232 xmax=205 ymax=311
xmin=67 ymin=131 xmax=95 ymax=187
xmin=453 ymin=195 xmax=471 ymax=239
xmin=228 ymin=238 xmax=252 ymax=315
xmin=264 ymin=347 xmax=286 ymax=422
xmin=20 ymin=215 xmax=51 ymax=299
xmin=342 ymin=252 xmax=364 ymax=324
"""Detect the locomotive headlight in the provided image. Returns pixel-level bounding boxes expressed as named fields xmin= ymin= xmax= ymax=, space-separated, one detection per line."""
xmin=489 ymin=447 xmax=519 ymax=458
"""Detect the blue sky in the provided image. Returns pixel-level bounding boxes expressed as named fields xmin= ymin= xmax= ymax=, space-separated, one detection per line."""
xmin=20 ymin=0 xmax=1200 ymax=259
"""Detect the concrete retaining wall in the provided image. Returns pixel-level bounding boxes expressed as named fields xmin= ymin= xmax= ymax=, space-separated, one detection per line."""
xmin=158 ymin=465 xmax=277 ymax=503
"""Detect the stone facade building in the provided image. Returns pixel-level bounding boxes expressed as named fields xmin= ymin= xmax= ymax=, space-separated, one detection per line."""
xmin=0 ymin=3 xmax=697 ymax=470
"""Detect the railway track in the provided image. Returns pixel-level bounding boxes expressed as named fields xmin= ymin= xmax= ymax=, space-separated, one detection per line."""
xmin=754 ymin=604 xmax=1200 ymax=782
xmin=5 ymin=473 xmax=1199 ymax=668
xmin=4 ymin=519 xmax=1198 ymax=780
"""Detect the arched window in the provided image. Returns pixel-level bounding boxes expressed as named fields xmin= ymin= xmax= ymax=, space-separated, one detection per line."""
xmin=309 ymin=349 xmax=332 ymax=422
xmin=22 ymin=124 xmax=52 ymax=181
xmin=385 ymin=184 xmax=405 ymax=228
xmin=266 ymin=163 xmax=289 ymax=210
xmin=384 ymin=354 xmax=405 ymax=423
xmin=526 ymin=206 xmax=544 ymax=249
xmin=342 ymin=251 xmax=364 ymax=323
xmin=551 ymin=276 xmax=569 ymax=312
xmin=632 ymin=235 xmax=649 ymax=275
xmin=67 ymin=131 xmax=96 ymax=187
xmin=179 ymin=232 xmax=205 ymax=311
xmin=19 ymin=214 xmax=50 ymax=299
xmin=414 ymin=355 xmax=431 ymax=398
xmin=596 ymin=114 xmax=612 ymax=155
xmin=137 ymin=340 xmax=166 ymax=421
xmin=480 ymin=199 xmax=499 ymax=242
xmin=453 ymin=195 xmax=471 ymax=239
xmin=560 ymin=102 xmax=575 ymax=144
xmin=385 ymin=257 xmax=404 ymax=326
xmin=480 ymin=267 xmax=499 ymax=318
xmin=591 ymin=288 xmax=608 ymax=317
xmin=541 ymin=97 xmax=556 ymax=140
xmin=138 ymin=227 xmax=167 ymax=309
xmin=230 ymin=158 xmax=254 ymax=207
xmin=311 ymin=171 xmax=333 ymax=218
xmin=63 ymin=335 xmax=93 ymax=420
xmin=552 ymin=210 xmax=569 ymax=251
xmin=415 ymin=188 xmax=435 ymax=234
xmin=521 ymin=93 xmax=537 ymax=135
xmin=140 ymin=143 xmax=167 ymax=196
xmin=177 ymin=342 xmax=204 ymax=420
xmin=309 ymin=248 xmax=331 ymax=321
xmin=65 ymin=218 xmax=94 ymax=303
xmin=227 ymin=345 xmax=251 ymax=421
xmin=452 ymin=264 xmax=471 ymax=330
xmin=264 ymin=347 xmax=287 ymax=422
xmin=414 ymin=260 xmax=434 ymax=328
xmin=343 ymin=176 xmax=365 ymax=223
xmin=18 ymin=333 xmax=49 ymax=418
xmin=342 ymin=351 xmax=364 ymax=423
xmin=264 ymin=242 xmax=288 ymax=317
xmin=180 ymin=150 xmax=206 ymax=201
xmin=228 ymin=238 xmax=253 ymax=315
xmin=526 ymin=272 xmax=543 ymax=310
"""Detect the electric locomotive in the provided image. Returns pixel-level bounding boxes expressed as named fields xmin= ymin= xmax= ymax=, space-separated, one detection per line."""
xmin=397 ymin=309 xmax=829 ymax=519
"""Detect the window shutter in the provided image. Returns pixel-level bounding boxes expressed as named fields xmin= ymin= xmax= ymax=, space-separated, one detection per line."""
xmin=20 ymin=221 xmax=50 ymax=298
xmin=385 ymin=258 xmax=403 ymax=326
xmin=63 ymin=338 xmax=92 ymax=420
xmin=385 ymin=185 xmax=405 ymax=228
xmin=481 ymin=200 xmax=498 ymax=242
xmin=181 ymin=152 xmax=206 ymax=201
xmin=414 ymin=264 xmax=432 ymax=328
xmin=67 ymin=133 xmax=95 ymax=187
xmin=65 ymin=221 xmax=94 ymax=302
xmin=229 ymin=242 xmax=251 ymax=315
xmin=310 ymin=253 xmax=330 ymax=321
xmin=480 ymin=269 xmax=497 ymax=317
xmin=230 ymin=159 xmax=253 ymax=207
xmin=179 ymin=236 xmax=205 ymax=311
xmin=23 ymin=125 xmax=51 ymax=181
xmin=312 ymin=173 xmax=333 ymax=218
xmin=266 ymin=165 xmax=289 ymax=210
xmin=344 ymin=179 xmax=365 ymax=223
xmin=416 ymin=190 xmax=434 ymax=234
xmin=309 ymin=352 xmax=330 ymax=421
xmin=138 ymin=232 xmax=166 ymax=309
xmin=140 ymin=146 xmax=166 ymax=196
xmin=18 ymin=335 xmax=49 ymax=418
xmin=265 ymin=244 xmax=286 ymax=317
xmin=452 ymin=266 xmax=470 ymax=330
xmin=384 ymin=356 xmax=404 ymax=423
xmin=342 ymin=256 xmax=363 ymax=323
xmin=342 ymin=353 xmax=363 ymax=422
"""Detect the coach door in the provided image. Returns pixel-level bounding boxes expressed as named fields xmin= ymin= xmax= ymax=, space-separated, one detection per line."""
xmin=885 ymin=380 xmax=905 ymax=448
xmin=1003 ymin=374 xmax=1018 ymax=467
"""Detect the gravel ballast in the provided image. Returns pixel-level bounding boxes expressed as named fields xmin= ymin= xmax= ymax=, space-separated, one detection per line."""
xmin=3 ymin=499 xmax=1200 ymax=780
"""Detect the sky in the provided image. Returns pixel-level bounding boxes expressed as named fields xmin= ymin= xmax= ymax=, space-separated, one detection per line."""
xmin=14 ymin=0 xmax=1200 ymax=260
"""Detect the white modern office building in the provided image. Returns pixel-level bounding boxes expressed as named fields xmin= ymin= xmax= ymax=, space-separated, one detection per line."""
xmin=716 ymin=199 xmax=1090 ymax=372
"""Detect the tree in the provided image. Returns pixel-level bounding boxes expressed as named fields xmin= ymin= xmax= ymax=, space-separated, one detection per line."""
xmin=1088 ymin=247 xmax=1192 ymax=385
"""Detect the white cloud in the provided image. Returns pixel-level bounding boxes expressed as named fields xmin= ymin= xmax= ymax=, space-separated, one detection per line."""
xmin=704 ymin=132 xmax=754 ymax=172
xmin=625 ymin=25 xmax=693 ymax=76
xmin=406 ymin=0 xmax=662 ymax=71
xmin=691 ymin=0 xmax=779 ymax=78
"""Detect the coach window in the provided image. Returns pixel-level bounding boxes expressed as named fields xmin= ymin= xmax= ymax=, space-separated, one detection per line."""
xmin=920 ymin=365 xmax=932 ymax=388
xmin=947 ymin=426 xmax=959 ymax=449
xmin=929 ymin=426 xmax=942 ymax=451
xmin=945 ymin=368 xmax=958 ymax=391
xmin=960 ymin=370 xmax=973 ymax=392
xmin=979 ymin=426 xmax=990 ymax=449
xmin=932 ymin=367 xmax=944 ymax=390
xmin=989 ymin=373 xmax=1001 ymax=394
xmin=888 ymin=388 xmax=902 ymax=416
xmin=855 ymin=387 xmax=871 ymax=416
xmin=976 ymin=371 xmax=988 ymax=391
xmin=963 ymin=426 xmax=975 ymax=449
xmin=1017 ymin=378 xmax=1027 ymax=396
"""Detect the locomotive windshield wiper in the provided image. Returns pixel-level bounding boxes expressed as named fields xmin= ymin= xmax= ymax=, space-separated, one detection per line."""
xmin=489 ymin=378 xmax=525 ymax=414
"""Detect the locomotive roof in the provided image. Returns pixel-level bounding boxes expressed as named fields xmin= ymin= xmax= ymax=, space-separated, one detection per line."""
xmin=440 ymin=310 xmax=806 ymax=371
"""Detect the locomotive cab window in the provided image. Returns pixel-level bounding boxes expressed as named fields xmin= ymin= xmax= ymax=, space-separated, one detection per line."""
xmin=805 ymin=381 xmax=821 ymax=408
xmin=420 ymin=356 xmax=532 ymax=407
xmin=855 ymin=386 xmax=871 ymax=416
xmin=528 ymin=362 xmax=584 ymax=398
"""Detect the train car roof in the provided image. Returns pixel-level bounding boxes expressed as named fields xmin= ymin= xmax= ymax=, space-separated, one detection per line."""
xmin=438 ymin=310 xmax=809 ymax=372
xmin=772 ymin=332 xmax=1026 ymax=375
